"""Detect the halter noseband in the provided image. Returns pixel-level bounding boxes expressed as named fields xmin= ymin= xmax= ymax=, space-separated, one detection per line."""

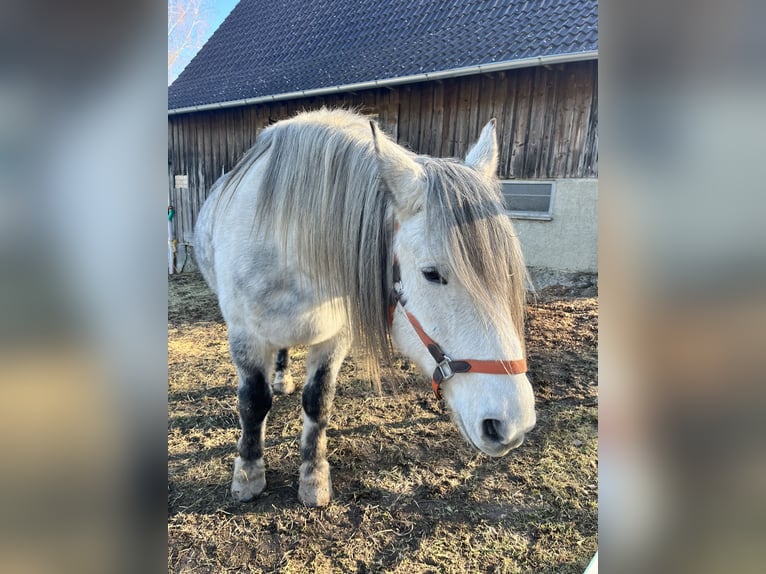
xmin=388 ymin=258 xmax=527 ymax=399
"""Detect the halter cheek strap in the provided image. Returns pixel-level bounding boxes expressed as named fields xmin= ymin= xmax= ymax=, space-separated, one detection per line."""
xmin=389 ymin=259 xmax=527 ymax=399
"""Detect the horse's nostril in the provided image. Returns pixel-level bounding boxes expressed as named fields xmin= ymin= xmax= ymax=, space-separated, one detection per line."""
xmin=482 ymin=419 xmax=505 ymax=443
xmin=482 ymin=419 xmax=525 ymax=450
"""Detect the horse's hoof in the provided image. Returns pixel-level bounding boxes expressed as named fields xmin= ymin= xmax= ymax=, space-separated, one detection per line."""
xmin=231 ymin=457 xmax=266 ymax=502
xmin=298 ymin=462 xmax=333 ymax=507
xmin=273 ymin=371 xmax=295 ymax=395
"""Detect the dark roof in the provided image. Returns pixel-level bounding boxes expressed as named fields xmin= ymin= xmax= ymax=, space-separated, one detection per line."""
xmin=169 ymin=0 xmax=598 ymax=111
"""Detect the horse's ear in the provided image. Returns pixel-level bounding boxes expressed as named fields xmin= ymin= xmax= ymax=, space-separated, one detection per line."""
xmin=465 ymin=118 xmax=498 ymax=178
xmin=370 ymin=120 xmax=426 ymax=218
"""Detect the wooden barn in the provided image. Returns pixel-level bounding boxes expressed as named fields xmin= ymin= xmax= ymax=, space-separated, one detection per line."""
xmin=168 ymin=0 xmax=598 ymax=278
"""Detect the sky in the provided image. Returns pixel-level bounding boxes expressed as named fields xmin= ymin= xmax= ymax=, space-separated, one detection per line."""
xmin=168 ymin=0 xmax=240 ymax=85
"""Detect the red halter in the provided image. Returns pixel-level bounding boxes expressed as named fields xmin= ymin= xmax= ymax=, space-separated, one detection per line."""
xmin=388 ymin=258 xmax=527 ymax=399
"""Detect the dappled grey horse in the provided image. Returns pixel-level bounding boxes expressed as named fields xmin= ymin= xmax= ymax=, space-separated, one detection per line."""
xmin=195 ymin=109 xmax=535 ymax=506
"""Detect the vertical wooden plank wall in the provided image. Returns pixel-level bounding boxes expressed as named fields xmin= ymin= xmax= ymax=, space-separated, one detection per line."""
xmin=168 ymin=60 xmax=597 ymax=244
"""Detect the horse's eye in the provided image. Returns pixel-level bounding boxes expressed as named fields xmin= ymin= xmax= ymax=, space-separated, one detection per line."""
xmin=422 ymin=267 xmax=447 ymax=285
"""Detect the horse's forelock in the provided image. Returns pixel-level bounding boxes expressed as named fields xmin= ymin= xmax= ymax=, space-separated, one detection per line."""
xmin=420 ymin=159 xmax=529 ymax=356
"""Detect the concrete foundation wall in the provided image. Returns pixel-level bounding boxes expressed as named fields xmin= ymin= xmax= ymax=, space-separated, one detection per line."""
xmin=512 ymin=178 xmax=598 ymax=274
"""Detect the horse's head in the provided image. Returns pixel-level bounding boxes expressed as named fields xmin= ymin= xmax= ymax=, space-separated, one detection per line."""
xmin=372 ymin=120 xmax=536 ymax=457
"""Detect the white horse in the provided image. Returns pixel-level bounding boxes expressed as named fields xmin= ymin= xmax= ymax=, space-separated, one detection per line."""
xmin=194 ymin=109 xmax=536 ymax=506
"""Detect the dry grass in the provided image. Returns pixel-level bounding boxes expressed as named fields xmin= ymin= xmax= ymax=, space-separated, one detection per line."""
xmin=168 ymin=273 xmax=598 ymax=573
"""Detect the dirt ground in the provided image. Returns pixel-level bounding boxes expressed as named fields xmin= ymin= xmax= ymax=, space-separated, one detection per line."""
xmin=168 ymin=273 xmax=598 ymax=573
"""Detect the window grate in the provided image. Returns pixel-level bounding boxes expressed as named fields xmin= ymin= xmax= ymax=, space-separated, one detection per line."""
xmin=500 ymin=181 xmax=554 ymax=220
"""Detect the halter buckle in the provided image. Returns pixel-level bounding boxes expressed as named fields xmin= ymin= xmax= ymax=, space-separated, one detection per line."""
xmin=436 ymin=355 xmax=454 ymax=381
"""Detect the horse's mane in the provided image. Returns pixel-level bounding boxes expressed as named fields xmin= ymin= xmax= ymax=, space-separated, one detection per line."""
xmin=252 ymin=109 xmax=394 ymax=384
xmin=221 ymin=108 xmax=527 ymax=385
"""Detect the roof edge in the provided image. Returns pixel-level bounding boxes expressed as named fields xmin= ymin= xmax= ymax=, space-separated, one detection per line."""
xmin=168 ymin=50 xmax=598 ymax=115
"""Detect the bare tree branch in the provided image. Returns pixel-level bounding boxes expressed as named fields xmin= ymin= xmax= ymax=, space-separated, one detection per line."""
xmin=168 ymin=0 xmax=208 ymax=84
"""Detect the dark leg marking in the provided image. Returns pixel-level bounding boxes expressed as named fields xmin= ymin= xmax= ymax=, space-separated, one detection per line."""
xmin=302 ymin=363 xmax=329 ymax=422
xmin=230 ymin=335 xmax=273 ymax=462
xmin=272 ymin=347 xmax=295 ymax=394
xmin=275 ymin=348 xmax=289 ymax=372
xmin=237 ymin=369 xmax=272 ymax=461
xmin=301 ymin=363 xmax=331 ymax=472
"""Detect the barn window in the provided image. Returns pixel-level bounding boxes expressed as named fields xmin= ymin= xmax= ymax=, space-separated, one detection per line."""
xmin=500 ymin=181 xmax=555 ymax=220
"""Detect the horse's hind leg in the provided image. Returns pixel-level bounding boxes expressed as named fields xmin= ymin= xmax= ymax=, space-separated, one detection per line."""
xmin=272 ymin=348 xmax=295 ymax=394
xmin=229 ymin=332 xmax=274 ymax=502
xmin=299 ymin=332 xmax=350 ymax=507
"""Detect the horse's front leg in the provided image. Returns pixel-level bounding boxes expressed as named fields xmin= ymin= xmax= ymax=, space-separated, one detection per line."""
xmin=299 ymin=333 xmax=350 ymax=507
xmin=229 ymin=333 xmax=274 ymax=502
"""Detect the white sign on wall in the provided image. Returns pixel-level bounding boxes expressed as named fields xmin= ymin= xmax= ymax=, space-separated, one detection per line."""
xmin=174 ymin=175 xmax=189 ymax=189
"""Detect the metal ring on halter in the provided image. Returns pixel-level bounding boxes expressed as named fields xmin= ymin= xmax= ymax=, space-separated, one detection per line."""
xmin=435 ymin=355 xmax=454 ymax=381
